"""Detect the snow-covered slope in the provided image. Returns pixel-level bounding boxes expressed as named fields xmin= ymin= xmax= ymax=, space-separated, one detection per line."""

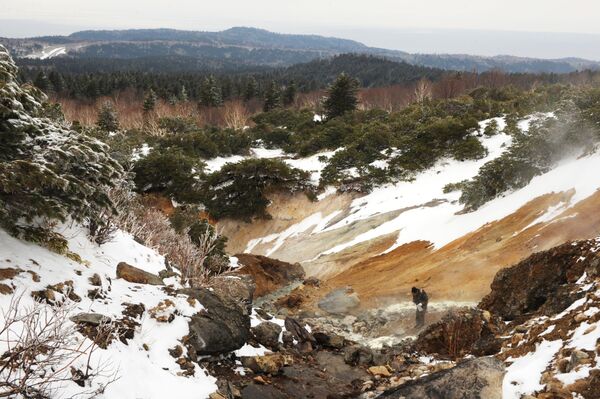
xmin=223 ymin=113 xmax=589 ymax=263
xmin=0 ymin=225 xmax=217 ymax=399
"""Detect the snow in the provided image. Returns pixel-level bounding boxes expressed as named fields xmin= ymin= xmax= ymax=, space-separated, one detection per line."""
xmin=284 ymin=149 xmax=339 ymax=183
xmin=0 ymin=225 xmax=218 ymax=398
xmin=241 ymin=112 xmax=583 ymax=259
xmin=556 ymin=365 xmax=591 ymax=385
xmin=503 ymin=340 xmax=562 ymax=399
xmin=234 ymin=343 xmax=269 ymax=357
xmin=203 ymin=147 xmax=336 ymax=181
xmin=26 ymin=46 xmax=67 ymax=60
xmin=326 ymin=141 xmax=600 ymax=256
xmin=245 ymin=210 xmax=343 ymax=255
xmin=569 ymin=321 xmax=600 ymax=351
xmin=204 ymin=154 xmax=246 ymax=173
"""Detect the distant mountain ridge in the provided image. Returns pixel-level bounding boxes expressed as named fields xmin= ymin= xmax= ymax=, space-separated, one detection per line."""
xmin=2 ymin=26 xmax=600 ymax=73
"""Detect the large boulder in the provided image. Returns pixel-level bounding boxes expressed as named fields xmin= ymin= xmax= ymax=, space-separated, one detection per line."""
xmin=234 ymin=254 xmax=305 ymax=297
xmin=251 ymin=321 xmax=282 ymax=350
xmin=182 ymin=275 xmax=254 ymax=355
xmin=413 ymin=307 xmax=502 ymax=360
xmin=116 ymin=262 xmax=163 ymax=286
xmin=479 ymin=240 xmax=600 ymax=320
xmin=317 ymin=287 xmax=360 ymax=315
xmin=378 ymin=357 xmax=504 ymax=399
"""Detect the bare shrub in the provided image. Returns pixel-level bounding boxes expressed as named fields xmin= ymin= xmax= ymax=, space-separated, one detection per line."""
xmin=413 ymin=78 xmax=433 ymax=104
xmin=222 ymin=100 xmax=249 ymax=130
xmin=99 ymin=180 xmax=221 ymax=287
xmin=0 ymin=295 xmax=117 ymax=398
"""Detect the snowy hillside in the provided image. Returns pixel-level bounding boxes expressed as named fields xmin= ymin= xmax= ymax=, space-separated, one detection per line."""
xmin=223 ymin=112 xmax=597 ymax=267
xmin=0 ymin=225 xmax=218 ymax=398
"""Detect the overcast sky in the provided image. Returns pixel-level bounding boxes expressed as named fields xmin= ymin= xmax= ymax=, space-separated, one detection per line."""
xmin=2 ymin=0 xmax=600 ymax=59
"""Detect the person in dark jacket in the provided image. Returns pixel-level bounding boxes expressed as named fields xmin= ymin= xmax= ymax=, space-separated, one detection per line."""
xmin=412 ymin=287 xmax=429 ymax=328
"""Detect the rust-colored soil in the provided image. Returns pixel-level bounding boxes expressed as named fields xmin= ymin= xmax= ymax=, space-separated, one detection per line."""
xmin=326 ymin=190 xmax=600 ymax=307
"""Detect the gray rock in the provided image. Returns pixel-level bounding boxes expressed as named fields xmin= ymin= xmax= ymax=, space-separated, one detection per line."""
xmin=378 ymin=357 xmax=504 ymax=399
xmin=252 ymin=321 xmax=282 ymax=349
xmin=318 ymin=287 xmax=360 ymax=315
xmin=70 ymin=313 xmax=111 ymax=326
xmin=344 ymin=345 xmax=374 ymax=366
xmin=182 ymin=284 xmax=252 ymax=355
xmin=568 ymin=349 xmax=590 ymax=372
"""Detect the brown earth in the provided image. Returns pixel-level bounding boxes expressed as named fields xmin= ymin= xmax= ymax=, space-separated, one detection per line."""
xmin=327 ymin=189 xmax=600 ymax=307
xmin=219 ymin=186 xmax=600 ymax=310
xmin=234 ymin=254 xmax=305 ymax=298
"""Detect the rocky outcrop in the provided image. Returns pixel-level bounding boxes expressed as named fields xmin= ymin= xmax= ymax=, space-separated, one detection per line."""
xmin=251 ymin=321 xmax=282 ymax=350
xmin=234 ymin=254 xmax=305 ymax=297
xmin=378 ymin=357 xmax=504 ymax=399
xmin=183 ymin=275 xmax=254 ymax=356
xmin=317 ymin=287 xmax=360 ymax=315
xmin=116 ymin=262 xmax=163 ymax=285
xmin=479 ymin=240 xmax=600 ymax=320
xmin=413 ymin=307 xmax=502 ymax=360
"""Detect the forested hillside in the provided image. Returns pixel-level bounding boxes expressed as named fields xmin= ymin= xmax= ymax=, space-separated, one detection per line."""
xmin=4 ymin=27 xmax=600 ymax=73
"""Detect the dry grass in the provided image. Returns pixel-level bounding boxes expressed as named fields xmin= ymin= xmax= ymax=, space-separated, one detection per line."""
xmin=57 ymin=91 xmax=258 ymax=131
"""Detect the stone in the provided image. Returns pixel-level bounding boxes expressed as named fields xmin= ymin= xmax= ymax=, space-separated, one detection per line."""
xmin=240 ymin=354 xmax=293 ymax=375
xmin=182 ymin=287 xmax=251 ymax=356
xmin=281 ymin=331 xmax=294 ymax=347
xmin=70 ymin=313 xmax=111 ymax=326
xmin=0 ymin=284 xmax=13 ymax=295
xmin=254 ymin=308 xmax=273 ymax=320
xmin=558 ymin=357 xmax=570 ymax=373
xmin=0 ymin=268 xmax=20 ymax=280
xmin=479 ymin=240 xmax=600 ymax=320
xmin=158 ymin=269 xmax=178 ymax=279
xmin=344 ymin=345 xmax=374 ymax=366
xmin=574 ymin=313 xmax=587 ymax=323
xmin=303 ymin=276 xmax=320 ymax=287
xmin=413 ymin=307 xmax=502 ymax=359
xmin=284 ymin=317 xmax=315 ymax=344
xmin=568 ymin=349 xmax=590 ymax=372
xmin=31 ymin=288 xmax=56 ymax=304
xmin=116 ymin=262 xmax=163 ymax=285
xmin=313 ymin=331 xmax=346 ymax=349
xmin=89 ymin=273 xmax=102 ymax=286
xmin=210 ymin=273 xmax=255 ymax=315
xmin=368 ymin=366 xmax=392 ymax=377
xmin=378 ymin=357 xmax=504 ymax=399
xmin=318 ymin=287 xmax=360 ymax=315
xmin=252 ymin=322 xmax=282 ymax=350
xmin=234 ymin=254 xmax=305 ymax=298
xmin=169 ymin=345 xmax=183 ymax=358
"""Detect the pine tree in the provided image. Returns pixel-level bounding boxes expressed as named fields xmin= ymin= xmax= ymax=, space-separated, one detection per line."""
xmin=199 ymin=76 xmax=223 ymax=107
xmin=143 ymin=89 xmax=158 ymax=113
xmin=97 ymin=101 xmax=120 ymax=132
xmin=243 ymin=77 xmax=258 ymax=102
xmin=33 ymin=71 xmax=51 ymax=92
xmin=263 ymin=81 xmax=281 ymax=112
xmin=179 ymin=85 xmax=189 ymax=102
xmin=0 ymin=45 xmax=122 ymax=240
xmin=323 ymin=73 xmax=360 ymax=119
xmin=282 ymin=81 xmax=297 ymax=107
xmin=48 ymin=71 xmax=65 ymax=93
